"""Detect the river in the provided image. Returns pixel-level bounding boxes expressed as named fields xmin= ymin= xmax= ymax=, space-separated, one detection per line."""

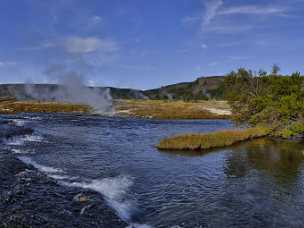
xmin=1 ymin=113 xmax=304 ymax=227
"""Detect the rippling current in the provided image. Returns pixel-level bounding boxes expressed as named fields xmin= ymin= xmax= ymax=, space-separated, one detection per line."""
xmin=3 ymin=113 xmax=304 ymax=227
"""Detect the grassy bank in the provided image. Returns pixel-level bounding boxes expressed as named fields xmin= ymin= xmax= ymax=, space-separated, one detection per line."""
xmin=115 ymin=99 xmax=231 ymax=119
xmin=157 ymin=127 xmax=270 ymax=151
xmin=0 ymin=99 xmax=90 ymax=114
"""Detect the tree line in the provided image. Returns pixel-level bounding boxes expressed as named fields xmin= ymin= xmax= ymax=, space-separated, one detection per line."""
xmin=223 ymin=65 xmax=304 ymax=138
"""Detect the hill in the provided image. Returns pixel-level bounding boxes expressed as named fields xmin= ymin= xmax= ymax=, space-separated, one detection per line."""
xmin=145 ymin=76 xmax=224 ymax=100
xmin=0 ymin=76 xmax=225 ymax=101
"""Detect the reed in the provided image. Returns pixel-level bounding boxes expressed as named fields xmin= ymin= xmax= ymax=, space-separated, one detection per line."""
xmin=157 ymin=127 xmax=270 ymax=151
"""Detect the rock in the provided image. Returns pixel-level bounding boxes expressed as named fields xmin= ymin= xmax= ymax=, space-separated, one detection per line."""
xmin=15 ymin=169 xmax=31 ymax=177
xmin=73 ymin=193 xmax=89 ymax=203
xmin=80 ymin=204 xmax=93 ymax=215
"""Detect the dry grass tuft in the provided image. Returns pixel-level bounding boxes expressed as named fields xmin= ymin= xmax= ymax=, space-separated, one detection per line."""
xmin=157 ymin=127 xmax=270 ymax=151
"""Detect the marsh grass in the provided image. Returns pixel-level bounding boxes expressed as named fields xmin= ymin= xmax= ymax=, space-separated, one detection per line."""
xmin=115 ymin=99 xmax=231 ymax=119
xmin=157 ymin=127 xmax=270 ymax=151
xmin=0 ymin=100 xmax=91 ymax=114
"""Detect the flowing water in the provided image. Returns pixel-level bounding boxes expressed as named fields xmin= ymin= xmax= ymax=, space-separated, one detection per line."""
xmin=3 ymin=113 xmax=304 ymax=227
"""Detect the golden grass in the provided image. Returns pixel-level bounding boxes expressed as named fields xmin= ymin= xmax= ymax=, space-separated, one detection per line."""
xmin=115 ymin=99 xmax=231 ymax=119
xmin=157 ymin=127 xmax=271 ymax=151
xmin=0 ymin=100 xmax=91 ymax=114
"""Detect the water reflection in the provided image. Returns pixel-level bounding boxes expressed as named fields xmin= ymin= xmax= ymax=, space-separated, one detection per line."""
xmin=225 ymin=138 xmax=304 ymax=185
xmin=160 ymin=137 xmax=304 ymax=185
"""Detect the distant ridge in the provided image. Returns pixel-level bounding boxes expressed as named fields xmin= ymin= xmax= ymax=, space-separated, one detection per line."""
xmin=0 ymin=76 xmax=225 ymax=100
xmin=145 ymin=76 xmax=224 ymax=100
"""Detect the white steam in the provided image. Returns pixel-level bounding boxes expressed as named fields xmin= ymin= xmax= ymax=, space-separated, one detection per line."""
xmin=25 ymin=65 xmax=113 ymax=114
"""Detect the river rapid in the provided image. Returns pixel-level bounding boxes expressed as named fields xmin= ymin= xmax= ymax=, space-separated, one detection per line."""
xmin=1 ymin=113 xmax=304 ymax=227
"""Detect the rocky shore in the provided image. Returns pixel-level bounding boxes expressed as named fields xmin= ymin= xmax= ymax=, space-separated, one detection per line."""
xmin=0 ymin=119 xmax=127 ymax=228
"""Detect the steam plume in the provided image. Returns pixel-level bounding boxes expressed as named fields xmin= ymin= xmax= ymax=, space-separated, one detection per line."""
xmin=25 ymin=65 xmax=113 ymax=114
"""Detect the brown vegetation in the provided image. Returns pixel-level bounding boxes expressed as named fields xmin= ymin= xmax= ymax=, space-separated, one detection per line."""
xmin=115 ymin=99 xmax=231 ymax=119
xmin=157 ymin=127 xmax=270 ymax=151
xmin=0 ymin=99 xmax=90 ymax=114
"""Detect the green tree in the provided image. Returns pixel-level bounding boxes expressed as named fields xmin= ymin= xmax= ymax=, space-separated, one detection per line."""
xmin=224 ymin=67 xmax=304 ymax=138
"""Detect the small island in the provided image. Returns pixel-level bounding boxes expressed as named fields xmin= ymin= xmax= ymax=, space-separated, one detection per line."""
xmin=157 ymin=127 xmax=270 ymax=151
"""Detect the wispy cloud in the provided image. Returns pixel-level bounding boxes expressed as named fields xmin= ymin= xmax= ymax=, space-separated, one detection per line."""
xmin=19 ymin=41 xmax=56 ymax=51
xmin=0 ymin=61 xmax=17 ymax=67
xmin=218 ymin=5 xmax=286 ymax=16
xmin=228 ymin=56 xmax=250 ymax=61
xmin=21 ymin=36 xmax=119 ymax=56
xmin=87 ymin=15 xmax=103 ymax=29
xmin=199 ymin=0 xmax=288 ymax=33
xmin=64 ymin=37 xmax=118 ymax=55
xmin=202 ymin=0 xmax=223 ymax=26
xmin=89 ymin=16 xmax=103 ymax=25
xmin=204 ymin=25 xmax=254 ymax=34
xmin=181 ymin=16 xmax=200 ymax=25
xmin=201 ymin=43 xmax=208 ymax=49
xmin=217 ymin=41 xmax=242 ymax=47
xmin=208 ymin=61 xmax=218 ymax=67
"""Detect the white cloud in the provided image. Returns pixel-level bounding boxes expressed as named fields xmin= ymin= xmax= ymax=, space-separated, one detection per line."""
xmin=218 ymin=5 xmax=286 ymax=15
xmin=202 ymin=0 xmax=224 ymax=26
xmin=64 ymin=37 xmax=118 ymax=54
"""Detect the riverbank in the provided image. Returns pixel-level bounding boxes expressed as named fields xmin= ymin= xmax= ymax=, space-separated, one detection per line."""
xmin=115 ymin=99 xmax=231 ymax=119
xmin=157 ymin=127 xmax=270 ymax=151
xmin=0 ymin=119 xmax=127 ymax=227
xmin=0 ymin=98 xmax=232 ymax=120
xmin=0 ymin=99 xmax=91 ymax=114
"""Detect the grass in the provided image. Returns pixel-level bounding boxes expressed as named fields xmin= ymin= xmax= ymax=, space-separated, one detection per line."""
xmin=0 ymin=100 xmax=91 ymax=114
xmin=115 ymin=99 xmax=231 ymax=119
xmin=157 ymin=127 xmax=271 ymax=151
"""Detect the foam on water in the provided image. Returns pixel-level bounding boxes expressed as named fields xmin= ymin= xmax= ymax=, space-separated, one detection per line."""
xmin=23 ymin=116 xmax=42 ymax=120
xmin=16 ymin=151 xmax=151 ymax=227
xmin=18 ymin=156 xmax=63 ymax=174
xmin=11 ymin=148 xmax=33 ymax=154
xmin=12 ymin=119 xmax=27 ymax=127
xmin=61 ymin=176 xmax=135 ymax=221
xmin=48 ymin=174 xmax=78 ymax=181
xmin=58 ymin=175 xmax=151 ymax=227
xmin=5 ymin=135 xmax=43 ymax=146
xmin=127 ymin=223 xmax=153 ymax=228
xmin=24 ymin=135 xmax=43 ymax=142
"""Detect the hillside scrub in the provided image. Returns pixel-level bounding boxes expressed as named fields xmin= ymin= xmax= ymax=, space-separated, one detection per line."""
xmin=224 ymin=66 xmax=304 ymax=138
xmin=157 ymin=127 xmax=270 ymax=151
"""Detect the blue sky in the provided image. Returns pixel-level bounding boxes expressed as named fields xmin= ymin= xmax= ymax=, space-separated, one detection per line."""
xmin=0 ymin=0 xmax=303 ymax=89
